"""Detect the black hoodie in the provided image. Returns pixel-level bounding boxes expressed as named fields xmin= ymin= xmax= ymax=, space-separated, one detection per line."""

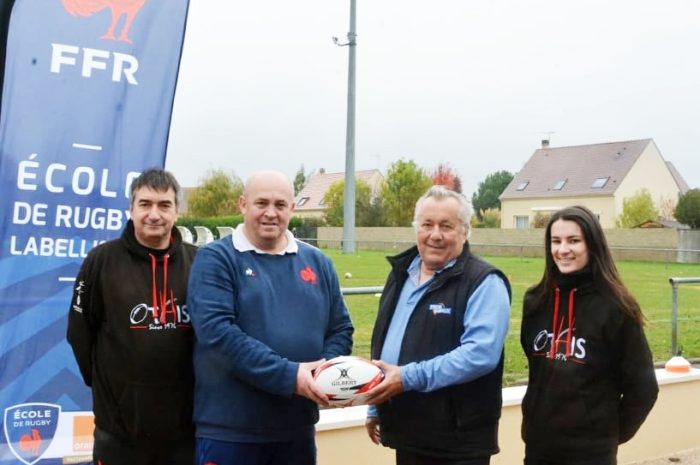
xmin=520 ymin=270 xmax=658 ymax=462
xmin=67 ymin=220 xmax=197 ymax=440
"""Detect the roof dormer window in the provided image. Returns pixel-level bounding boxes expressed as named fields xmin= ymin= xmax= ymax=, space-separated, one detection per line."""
xmin=516 ymin=181 xmax=529 ymax=191
xmin=297 ymin=197 xmax=309 ymax=207
xmin=591 ymin=177 xmax=609 ymax=189
xmin=552 ymin=179 xmax=567 ymax=191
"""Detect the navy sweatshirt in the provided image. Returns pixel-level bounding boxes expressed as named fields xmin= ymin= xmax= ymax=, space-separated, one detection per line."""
xmin=188 ymin=238 xmax=353 ymax=442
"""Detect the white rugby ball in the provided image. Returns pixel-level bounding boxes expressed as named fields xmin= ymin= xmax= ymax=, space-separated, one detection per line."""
xmin=314 ymin=356 xmax=384 ymax=407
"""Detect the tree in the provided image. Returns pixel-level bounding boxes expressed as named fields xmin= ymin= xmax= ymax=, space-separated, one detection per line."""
xmin=361 ymin=199 xmax=387 ymax=227
xmin=532 ymin=212 xmax=551 ymax=229
xmin=473 ymin=208 xmax=501 ymax=228
xmin=322 ymin=179 xmax=384 ymax=226
xmin=380 ymin=159 xmax=432 ymax=226
xmin=617 ymin=189 xmax=659 ymax=228
xmin=658 ymin=195 xmax=678 ymax=221
xmin=675 ymin=188 xmax=700 ymax=228
xmin=187 ymin=169 xmax=243 ymax=217
xmin=293 ymin=165 xmax=311 ymax=196
xmin=430 ymin=163 xmax=463 ymax=193
xmin=471 ymin=170 xmax=514 ymax=220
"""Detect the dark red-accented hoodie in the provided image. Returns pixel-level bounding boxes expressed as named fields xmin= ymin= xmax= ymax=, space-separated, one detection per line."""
xmin=520 ymin=270 xmax=658 ymax=462
xmin=67 ymin=220 xmax=198 ymax=440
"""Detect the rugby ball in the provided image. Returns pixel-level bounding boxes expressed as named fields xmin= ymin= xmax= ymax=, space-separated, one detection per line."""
xmin=314 ymin=356 xmax=384 ymax=407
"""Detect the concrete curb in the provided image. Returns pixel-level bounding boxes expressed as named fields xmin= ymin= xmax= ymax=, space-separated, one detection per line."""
xmin=627 ymin=448 xmax=700 ymax=465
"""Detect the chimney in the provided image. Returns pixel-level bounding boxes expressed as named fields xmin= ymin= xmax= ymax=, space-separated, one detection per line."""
xmin=319 ymin=168 xmax=325 ymax=174
xmin=541 ymin=139 xmax=550 ymax=148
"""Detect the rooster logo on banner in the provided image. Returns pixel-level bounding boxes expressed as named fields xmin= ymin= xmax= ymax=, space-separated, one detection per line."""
xmin=61 ymin=0 xmax=147 ymax=44
xmin=4 ymin=403 xmax=61 ymax=465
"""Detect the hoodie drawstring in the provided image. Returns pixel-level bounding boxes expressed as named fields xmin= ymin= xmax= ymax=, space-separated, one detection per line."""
xmin=149 ymin=253 xmax=175 ymax=324
xmin=549 ymin=287 xmax=577 ymax=360
xmin=150 ymin=254 xmax=158 ymax=321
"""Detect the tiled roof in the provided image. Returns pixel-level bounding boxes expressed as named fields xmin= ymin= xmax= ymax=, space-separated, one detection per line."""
xmin=666 ymin=161 xmax=690 ymax=194
xmin=295 ymin=169 xmax=383 ymax=211
xmin=636 ymin=219 xmax=690 ymax=229
xmin=500 ymin=139 xmax=652 ymax=199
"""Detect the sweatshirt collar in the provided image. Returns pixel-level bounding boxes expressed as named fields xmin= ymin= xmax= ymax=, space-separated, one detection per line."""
xmin=555 ymin=266 xmax=593 ymax=291
xmin=232 ymin=224 xmax=298 ymax=255
xmin=122 ymin=219 xmax=180 ymax=259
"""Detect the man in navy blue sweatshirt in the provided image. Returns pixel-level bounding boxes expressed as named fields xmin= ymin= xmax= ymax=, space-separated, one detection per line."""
xmin=188 ymin=170 xmax=354 ymax=465
xmin=364 ymin=186 xmax=511 ymax=465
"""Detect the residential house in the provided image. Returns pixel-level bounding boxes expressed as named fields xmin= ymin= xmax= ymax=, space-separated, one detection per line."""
xmin=499 ymin=139 xmax=689 ymax=229
xmin=294 ymin=169 xmax=384 ymax=219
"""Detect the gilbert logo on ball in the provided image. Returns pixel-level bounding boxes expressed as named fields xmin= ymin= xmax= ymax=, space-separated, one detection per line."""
xmin=314 ymin=356 xmax=384 ymax=407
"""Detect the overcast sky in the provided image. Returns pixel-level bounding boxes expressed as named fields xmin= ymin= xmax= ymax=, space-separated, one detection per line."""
xmin=165 ymin=0 xmax=700 ymax=197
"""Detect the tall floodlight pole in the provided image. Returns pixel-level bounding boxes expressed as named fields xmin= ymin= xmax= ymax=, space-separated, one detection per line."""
xmin=334 ymin=0 xmax=357 ymax=253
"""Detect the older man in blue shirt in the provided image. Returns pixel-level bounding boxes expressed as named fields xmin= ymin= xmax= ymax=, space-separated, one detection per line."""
xmin=365 ymin=185 xmax=511 ymax=465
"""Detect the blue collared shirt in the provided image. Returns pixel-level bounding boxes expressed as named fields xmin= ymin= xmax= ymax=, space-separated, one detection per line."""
xmin=367 ymin=255 xmax=510 ymax=417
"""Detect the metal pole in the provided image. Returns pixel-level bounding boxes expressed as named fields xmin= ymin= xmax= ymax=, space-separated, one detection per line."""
xmin=341 ymin=0 xmax=357 ymax=253
xmin=340 ymin=286 xmax=384 ymax=296
xmin=668 ymin=276 xmax=700 ymax=355
xmin=670 ymin=280 xmax=679 ymax=356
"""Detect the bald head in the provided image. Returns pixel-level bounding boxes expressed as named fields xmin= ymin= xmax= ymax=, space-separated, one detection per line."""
xmin=239 ymin=171 xmax=296 ymax=253
xmin=243 ymin=171 xmax=294 ymax=199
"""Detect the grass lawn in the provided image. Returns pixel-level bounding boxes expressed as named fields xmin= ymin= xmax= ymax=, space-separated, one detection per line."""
xmin=325 ymin=249 xmax=700 ymax=386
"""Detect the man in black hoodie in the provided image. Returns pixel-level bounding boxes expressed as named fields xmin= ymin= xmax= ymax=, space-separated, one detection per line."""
xmin=67 ymin=168 xmax=198 ymax=465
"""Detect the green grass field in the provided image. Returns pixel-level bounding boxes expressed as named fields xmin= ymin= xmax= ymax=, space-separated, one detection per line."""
xmin=325 ymin=249 xmax=700 ymax=386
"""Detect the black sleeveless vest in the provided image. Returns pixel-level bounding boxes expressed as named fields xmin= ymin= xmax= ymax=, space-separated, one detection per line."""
xmin=371 ymin=243 xmax=511 ymax=459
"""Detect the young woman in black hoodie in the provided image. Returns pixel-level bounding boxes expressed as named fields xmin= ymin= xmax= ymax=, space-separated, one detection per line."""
xmin=520 ymin=205 xmax=658 ymax=465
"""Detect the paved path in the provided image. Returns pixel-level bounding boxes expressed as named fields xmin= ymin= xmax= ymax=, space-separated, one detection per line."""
xmin=628 ymin=448 xmax=700 ymax=465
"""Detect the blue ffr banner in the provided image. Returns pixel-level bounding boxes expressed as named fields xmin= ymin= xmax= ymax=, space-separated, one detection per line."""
xmin=0 ymin=0 xmax=189 ymax=463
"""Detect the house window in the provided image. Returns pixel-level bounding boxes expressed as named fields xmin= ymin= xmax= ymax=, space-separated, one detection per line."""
xmin=516 ymin=181 xmax=529 ymax=191
xmin=552 ymin=179 xmax=567 ymax=190
xmin=297 ymin=197 xmax=309 ymax=207
xmin=318 ymin=198 xmax=325 ymax=206
xmin=514 ymin=216 xmax=529 ymax=229
xmin=591 ymin=177 xmax=609 ymax=188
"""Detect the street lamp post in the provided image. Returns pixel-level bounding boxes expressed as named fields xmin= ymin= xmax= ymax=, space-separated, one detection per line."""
xmin=335 ymin=0 xmax=357 ymax=254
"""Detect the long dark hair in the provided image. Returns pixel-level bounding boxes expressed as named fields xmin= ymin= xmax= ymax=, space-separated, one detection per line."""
xmin=528 ymin=205 xmax=645 ymax=325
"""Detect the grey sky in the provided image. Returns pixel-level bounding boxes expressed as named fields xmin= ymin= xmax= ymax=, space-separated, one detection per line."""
xmin=165 ymin=0 xmax=700 ymax=198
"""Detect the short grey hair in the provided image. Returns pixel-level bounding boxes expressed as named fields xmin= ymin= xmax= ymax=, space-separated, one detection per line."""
xmin=412 ymin=185 xmax=473 ymax=238
xmin=130 ymin=168 xmax=181 ymax=208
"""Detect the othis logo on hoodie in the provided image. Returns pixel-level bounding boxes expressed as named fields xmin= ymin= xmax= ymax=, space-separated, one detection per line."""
xmin=532 ymin=326 xmax=587 ymax=362
xmin=129 ymin=299 xmax=191 ymax=330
